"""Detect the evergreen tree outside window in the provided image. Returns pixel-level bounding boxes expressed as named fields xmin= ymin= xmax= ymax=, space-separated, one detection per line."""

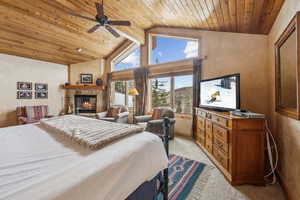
xmin=151 ymin=77 xmax=171 ymax=108
xmin=150 ymin=75 xmax=193 ymax=114
xmin=112 ymin=80 xmax=135 ymax=108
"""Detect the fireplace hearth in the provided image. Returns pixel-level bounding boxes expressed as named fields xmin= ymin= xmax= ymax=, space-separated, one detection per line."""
xmin=74 ymin=95 xmax=97 ymax=114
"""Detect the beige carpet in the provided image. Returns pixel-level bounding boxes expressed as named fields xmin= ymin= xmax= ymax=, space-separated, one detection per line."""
xmin=169 ymin=136 xmax=286 ymax=200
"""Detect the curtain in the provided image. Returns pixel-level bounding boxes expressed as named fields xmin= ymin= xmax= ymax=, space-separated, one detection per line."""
xmin=192 ymin=59 xmax=202 ymax=138
xmin=134 ymin=67 xmax=149 ymax=116
xmin=106 ymin=73 xmax=113 ymax=110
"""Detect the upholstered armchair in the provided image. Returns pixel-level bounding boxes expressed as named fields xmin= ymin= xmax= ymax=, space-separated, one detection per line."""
xmin=16 ymin=105 xmax=53 ymax=125
xmin=134 ymin=107 xmax=176 ymax=139
xmin=96 ymin=105 xmax=129 ymax=123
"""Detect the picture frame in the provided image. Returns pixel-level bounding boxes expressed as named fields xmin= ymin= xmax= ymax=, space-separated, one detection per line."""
xmin=35 ymin=83 xmax=48 ymax=91
xmin=17 ymin=82 xmax=32 ymax=90
xmin=80 ymin=74 xmax=93 ymax=84
xmin=17 ymin=91 xmax=32 ymax=99
xmin=35 ymin=91 xmax=48 ymax=99
xmin=275 ymin=12 xmax=300 ymax=120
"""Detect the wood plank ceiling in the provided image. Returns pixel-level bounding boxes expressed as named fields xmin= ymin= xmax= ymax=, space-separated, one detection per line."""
xmin=0 ymin=0 xmax=284 ymax=65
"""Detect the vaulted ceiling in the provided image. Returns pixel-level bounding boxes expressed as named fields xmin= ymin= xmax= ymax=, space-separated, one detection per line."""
xmin=0 ymin=0 xmax=284 ymax=65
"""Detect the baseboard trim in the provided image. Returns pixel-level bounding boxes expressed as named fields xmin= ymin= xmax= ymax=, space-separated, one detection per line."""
xmin=175 ymin=132 xmax=193 ymax=138
xmin=276 ymin=170 xmax=291 ymax=200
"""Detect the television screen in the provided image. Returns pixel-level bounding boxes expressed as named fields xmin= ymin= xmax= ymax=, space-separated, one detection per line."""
xmin=200 ymin=74 xmax=240 ymax=110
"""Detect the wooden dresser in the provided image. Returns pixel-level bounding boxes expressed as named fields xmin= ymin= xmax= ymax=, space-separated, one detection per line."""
xmin=194 ymin=107 xmax=265 ymax=185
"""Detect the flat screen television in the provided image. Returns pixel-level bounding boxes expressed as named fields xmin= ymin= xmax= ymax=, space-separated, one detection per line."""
xmin=199 ymin=73 xmax=240 ymax=111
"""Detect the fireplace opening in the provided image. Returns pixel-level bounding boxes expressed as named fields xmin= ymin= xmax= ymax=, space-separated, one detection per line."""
xmin=74 ymin=95 xmax=97 ymax=114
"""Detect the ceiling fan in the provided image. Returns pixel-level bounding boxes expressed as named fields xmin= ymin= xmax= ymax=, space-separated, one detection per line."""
xmin=68 ymin=0 xmax=131 ymax=38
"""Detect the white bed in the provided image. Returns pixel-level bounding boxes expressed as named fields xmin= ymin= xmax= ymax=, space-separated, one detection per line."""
xmin=0 ymin=123 xmax=168 ymax=200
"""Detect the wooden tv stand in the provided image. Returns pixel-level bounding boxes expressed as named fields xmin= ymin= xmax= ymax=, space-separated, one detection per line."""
xmin=194 ymin=108 xmax=265 ymax=185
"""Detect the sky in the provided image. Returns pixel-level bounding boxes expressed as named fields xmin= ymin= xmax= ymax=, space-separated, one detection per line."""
xmin=114 ymin=36 xmax=198 ymax=88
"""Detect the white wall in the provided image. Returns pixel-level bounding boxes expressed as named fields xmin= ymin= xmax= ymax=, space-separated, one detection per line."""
xmin=0 ymin=54 xmax=68 ymax=127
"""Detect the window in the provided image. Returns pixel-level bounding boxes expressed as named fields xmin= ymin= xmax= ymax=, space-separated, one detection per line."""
xmin=150 ymin=75 xmax=193 ymax=114
xmin=113 ymin=44 xmax=140 ymax=71
xmin=127 ymin=80 xmax=135 ymax=108
xmin=112 ymin=80 xmax=135 ymax=108
xmin=114 ymin=81 xmax=126 ymax=105
xmin=151 ymin=77 xmax=171 ymax=108
xmin=174 ymin=75 xmax=193 ymax=114
xmin=150 ymin=35 xmax=198 ymax=65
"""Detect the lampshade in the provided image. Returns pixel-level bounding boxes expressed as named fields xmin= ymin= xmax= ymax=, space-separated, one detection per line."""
xmin=128 ymin=88 xmax=139 ymax=96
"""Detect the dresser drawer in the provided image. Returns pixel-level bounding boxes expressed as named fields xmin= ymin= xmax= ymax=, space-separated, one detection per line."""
xmin=213 ymin=147 xmax=229 ymax=170
xmin=214 ymin=136 xmax=229 ymax=154
xmin=199 ymin=135 xmax=205 ymax=146
xmin=196 ymin=127 xmax=204 ymax=138
xmin=206 ymin=120 xmax=213 ymax=133
xmin=213 ymin=124 xmax=229 ymax=143
xmin=206 ymin=113 xmax=212 ymax=119
xmin=205 ymin=140 xmax=213 ymax=153
xmin=206 ymin=130 xmax=213 ymax=143
xmin=198 ymin=110 xmax=207 ymax=118
xmin=197 ymin=117 xmax=205 ymax=129
xmin=212 ymin=115 xmax=228 ymax=127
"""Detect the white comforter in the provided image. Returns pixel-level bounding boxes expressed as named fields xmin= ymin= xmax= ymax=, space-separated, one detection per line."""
xmin=0 ymin=123 xmax=168 ymax=200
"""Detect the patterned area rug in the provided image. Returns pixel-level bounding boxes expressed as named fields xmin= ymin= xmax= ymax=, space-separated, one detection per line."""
xmin=159 ymin=154 xmax=213 ymax=200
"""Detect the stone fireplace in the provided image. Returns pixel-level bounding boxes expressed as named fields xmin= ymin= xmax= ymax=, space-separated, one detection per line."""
xmin=65 ymin=89 xmax=106 ymax=115
xmin=74 ymin=95 xmax=97 ymax=114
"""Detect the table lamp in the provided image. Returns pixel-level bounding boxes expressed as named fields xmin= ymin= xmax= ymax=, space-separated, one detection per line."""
xmin=128 ymin=88 xmax=139 ymax=117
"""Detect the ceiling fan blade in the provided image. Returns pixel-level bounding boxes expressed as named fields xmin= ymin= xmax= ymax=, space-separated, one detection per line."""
xmin=87 ymin=24 xmax=102 ymax=33
xmin=105 ymin=25 xmax=120 ymax=38
xmin=68 ymin=12 xmax=97 ymax=22
xmin=95 ymin=2 xmax=104 ymax=17
xmin=108 ymin=20 xmax=131 ymax=26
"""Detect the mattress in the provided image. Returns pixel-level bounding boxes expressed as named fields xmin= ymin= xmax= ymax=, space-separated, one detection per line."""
xmin=0 ymin=123 xmax=168 ymax=200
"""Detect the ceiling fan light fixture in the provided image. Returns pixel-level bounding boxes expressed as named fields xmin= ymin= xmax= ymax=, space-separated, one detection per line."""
xmin=68 ymin=1 xmax=131 ymax=38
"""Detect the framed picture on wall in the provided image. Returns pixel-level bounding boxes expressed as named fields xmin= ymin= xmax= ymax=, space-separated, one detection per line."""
xmin=80 ymin=74 xmax=93 ymax=84
xmin=17 ymin=91 xmax=32 ymax=99
xmin=35 ymin=83 xmax=48 ymax=91
xmin=17 ymin=82 xmax=32 ymax=90
xmin=35 ymin=91 xmax=48 ymax=99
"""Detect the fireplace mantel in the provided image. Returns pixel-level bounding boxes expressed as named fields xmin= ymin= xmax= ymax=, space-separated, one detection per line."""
xmin=61 ymin=85 xmax=105 ymax=90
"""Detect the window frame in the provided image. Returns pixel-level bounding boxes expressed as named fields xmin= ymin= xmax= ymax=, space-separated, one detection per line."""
xmin=149 ymin=74 xmax=193 ymax=114
xmin=148 ymin=33 xmax=200 ymax=66
xmin=111 ymin=43 xmax=140 ymax=72
xmin=111 ymin=80 xmax=135 ymax=109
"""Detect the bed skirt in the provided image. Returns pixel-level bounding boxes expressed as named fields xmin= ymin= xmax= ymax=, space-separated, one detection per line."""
xmin=126 ymin=174 xmax=159 ymax=200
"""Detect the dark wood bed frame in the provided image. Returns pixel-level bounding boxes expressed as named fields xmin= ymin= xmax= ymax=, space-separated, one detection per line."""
xmin=126 ymin=118 xmax=170 ymax=200
xmin=160 ymin=118 xmax=170 ymax=200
